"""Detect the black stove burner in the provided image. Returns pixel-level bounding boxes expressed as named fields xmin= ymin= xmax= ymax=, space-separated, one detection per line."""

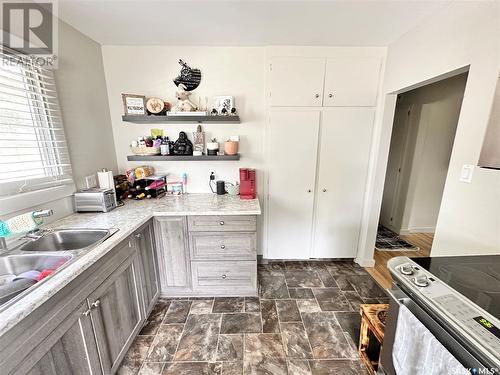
xmin=413 ymin=255 xmax=500 ymax=319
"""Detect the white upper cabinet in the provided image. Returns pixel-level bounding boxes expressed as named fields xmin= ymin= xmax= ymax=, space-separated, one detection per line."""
xmin=269 ymin=57 xmax=326 ymax=107
xmin=323 ymin=57 xmax=381 ymax=106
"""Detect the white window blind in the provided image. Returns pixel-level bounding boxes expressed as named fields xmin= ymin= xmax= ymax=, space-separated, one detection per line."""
xmin=0 ymin=48 xmax=73 ymax=197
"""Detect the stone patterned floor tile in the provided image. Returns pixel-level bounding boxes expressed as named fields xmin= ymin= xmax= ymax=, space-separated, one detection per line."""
xmin=213 ymin=297 xmax=245 ymax=313
xmin=287 ymin=359 xmax=312 ymax=375
xmin=258 ymin=262 xmax=286 ymax=276
xmin=175 ymin=314 xmax=222 ymax=361
xmin=343 ymin=291 xmax=365 ymax=311
xmin=302 ymin=312 xmax=356 ymax=359
xmin=261 ymin=299 xmax=280 ymax=333
xmin=285 ymin=262 xmax=314 ymax=271
xmin=285 ymin=270 xmax=324 ymax=288
xmin=216 ymin=334 xmax=244 ymax=361
xmin=310 ymin=264 xmax=339 ymax=288
xmin=308 ymin=359 xmax=367 ymax=375
xmin=138 ymin=362 xmax=165 ymax=375
xmin=163 ymin=300 xmax=192 ymax=324
xmin=276 ymin=300 xmax=302 ymax=322
xmin=288 ymin=288 xmax=315 ymax=299
xmin=313 ymin=288 xmax=352 ymax=312
xmin=347 ymin=275 xmax=387 ymax=299
xmin=220 ymin=313 xmax=262 ymax=334
xmin=162 ymin=362 xmax=222 ymax=375
xmin=140 ymin=301 xmax=171 ymax=336
xmin=244 ymin=297 xmax=261 ymax=312
xmin=221 ymin=361 xmax=243 ymax=375
xmin=259 ymin=275 xmax=290 ymax=298
xmin=331 ymin=275 xmax=356 ymax=291
xmin=244 ymin=334 xmax=288 ymax=375
xmin=147 ymin=324 xmax=184 ymax=361
xmin=296 ymin=300 xmax=321 ymax=313
xmin=119 ymin=335 xmax=155 ymax=375
xmin=190 ymin=299 xmax=214 ymax=315
xmin=280 ymin=322 xmax=313 ymax=359
xmin=334 ymin=311 xmax=362 ymax=345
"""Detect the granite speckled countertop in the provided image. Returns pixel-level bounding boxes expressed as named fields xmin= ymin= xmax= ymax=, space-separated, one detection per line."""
xmin=0 ymin=194 xmax=260 ymax=336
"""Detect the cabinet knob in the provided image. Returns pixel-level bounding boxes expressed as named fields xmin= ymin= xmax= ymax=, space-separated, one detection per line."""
xmin=91 ymin=300 xmax=101 ymax=309
xmin=82 ymin=309 xmax=91 ymax=317
xmin=314 ymin=93 xmax=320 ymax=98
xmin=134 ymin=233 xmax=142 ymax=239
xmin=307 ymin=189 xmax=312 ymax=193
xmin=328 ymin=93 xmax=333 ymax=98
xmin=221 ymin=274 xmax=227 ymax=279
xmin=322 ymin=188 xmax=327 ymax=192
xmin=221 ymin=245 xmax=226 ymax=249
xmin=219 ymin=221 xmax=224 ymax=226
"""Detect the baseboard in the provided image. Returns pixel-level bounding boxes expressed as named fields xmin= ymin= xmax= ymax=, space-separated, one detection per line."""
xmin=355 ymin=257 xmax=375 ymax=268
xmin=399 ymin=226 xmax=435 ymax=235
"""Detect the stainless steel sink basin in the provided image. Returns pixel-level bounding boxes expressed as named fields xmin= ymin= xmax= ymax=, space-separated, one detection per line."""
xmin=0 ymin=254 xmax=73 ymax=305
xmin=20 ymin=229 xmax=112 ymax=252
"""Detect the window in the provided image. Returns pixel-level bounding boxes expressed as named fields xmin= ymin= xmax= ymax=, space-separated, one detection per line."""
xmin=0 ymin=48 xmax=73 ymax=197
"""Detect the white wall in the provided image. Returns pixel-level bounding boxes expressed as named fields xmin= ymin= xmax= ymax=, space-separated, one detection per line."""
xmin=380 ymin=74 xmax=467 ymax=234
xmin=101 ymin=46 xmax=266 ymax=250
xmin=358 ymin=1 xmax=500 ymax=263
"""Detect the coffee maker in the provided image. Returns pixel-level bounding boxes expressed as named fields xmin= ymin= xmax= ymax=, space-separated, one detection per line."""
xmin=239 ymin=168 xmax=256 ymax=199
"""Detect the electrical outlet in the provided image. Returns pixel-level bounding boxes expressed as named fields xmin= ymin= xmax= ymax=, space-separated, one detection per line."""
xmin=85 ymin=174 xmax=97 ymax=188
xmin=459 ymin=164 xmax=474 ymax=183
xmin=209 ymin=171 xmax=216 ymax=181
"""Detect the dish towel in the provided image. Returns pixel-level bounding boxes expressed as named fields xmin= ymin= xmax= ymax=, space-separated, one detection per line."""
xmin=393 ymin=304 xmax=470 ymax=375
xmin=3 ymin=212 xmax=43 ymax=235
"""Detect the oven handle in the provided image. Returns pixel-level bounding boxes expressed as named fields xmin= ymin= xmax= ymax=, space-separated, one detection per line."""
xmin=380 ymin=286 xmax=488 ymax=374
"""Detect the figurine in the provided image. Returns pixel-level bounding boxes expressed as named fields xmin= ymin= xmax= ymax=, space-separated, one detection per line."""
xmin=211 ymin=108 xmax=218 ymax=116
xmin=221 ymin=107 xmax=228 ymax=116
xmin=172 ymin=131 xmax=194 ymax=155
xmin=230 ymin=107 xmax=237 ymax=116
xmin=175 ymin=84 xmax=198 ymax=112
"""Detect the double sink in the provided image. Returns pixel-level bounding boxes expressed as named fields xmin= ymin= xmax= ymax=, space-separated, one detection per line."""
xmin=0 ymin=229 xmax=116 ymax=309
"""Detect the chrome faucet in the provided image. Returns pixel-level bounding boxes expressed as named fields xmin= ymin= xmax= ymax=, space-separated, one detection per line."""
xmin=33 ymin=209 xmax=54 ymax=218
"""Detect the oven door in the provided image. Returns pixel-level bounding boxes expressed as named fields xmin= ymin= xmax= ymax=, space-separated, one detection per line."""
xmin=379 ymin=287 xmax=484 ymax=374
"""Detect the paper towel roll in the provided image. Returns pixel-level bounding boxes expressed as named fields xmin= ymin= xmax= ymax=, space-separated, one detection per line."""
xmin=98 ymin=170 xmax=114 ymax=189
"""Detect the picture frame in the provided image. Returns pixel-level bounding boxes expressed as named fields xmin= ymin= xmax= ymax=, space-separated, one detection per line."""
xmin=122 ymin=94 xmax=146 ymax=115
xmin=213 ymin=96 xmax=234 ymax=114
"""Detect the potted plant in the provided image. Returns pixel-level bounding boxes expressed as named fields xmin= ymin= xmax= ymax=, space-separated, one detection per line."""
xmin=207 ymin=137 xmax=219 ymax=156
xmin=224 ymin=138 xmax=239 ymax=155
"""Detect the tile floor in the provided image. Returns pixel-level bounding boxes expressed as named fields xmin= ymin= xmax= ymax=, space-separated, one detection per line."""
xmin=118 ymin=261 xmax=389 ymax=375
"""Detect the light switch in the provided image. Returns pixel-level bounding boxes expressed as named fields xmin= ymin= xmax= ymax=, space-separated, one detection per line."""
xmin=459 ymin=164 xmax=474 ymax=183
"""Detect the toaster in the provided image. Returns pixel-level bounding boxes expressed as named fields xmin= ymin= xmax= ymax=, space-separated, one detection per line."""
xmin=74 ymin=188 xmax=117 ymax=212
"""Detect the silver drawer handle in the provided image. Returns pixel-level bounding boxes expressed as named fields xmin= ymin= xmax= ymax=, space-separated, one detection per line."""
xmin=221 ymin=274 xmax=227 ymax=279
xmin=221 ymin=245 xmax=226 ymax=249
xmin=219 ymin=221 xmax=224 ymax=226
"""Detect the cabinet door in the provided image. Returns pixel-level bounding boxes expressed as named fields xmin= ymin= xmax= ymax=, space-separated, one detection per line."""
xmin=269 ymin=57 xmax=326 ymax=107
xmin=154 ymin=217 xmax=191 ymax=291
xmin=312 ymin=108 xmax=375 ymax=258
xmin=135 ymin=221 xmax=160 ymax=316
xmin=20 ymin=302 xmax=101 ymax=375
xmin=88 ymin=244 xmax=143 ymax=375
xmin=267 ymin=110 xmax=320 ymax=259
xmin=323 ymin=57 xmax=380 ymax=106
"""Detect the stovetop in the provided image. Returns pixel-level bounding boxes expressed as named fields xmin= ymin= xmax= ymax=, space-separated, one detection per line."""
xmin=413 ymin=255 xmax=500 ymax=319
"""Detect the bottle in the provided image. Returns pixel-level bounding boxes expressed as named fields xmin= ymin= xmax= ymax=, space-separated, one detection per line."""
xmin=160 ymin=136 xmax=169 ymax=156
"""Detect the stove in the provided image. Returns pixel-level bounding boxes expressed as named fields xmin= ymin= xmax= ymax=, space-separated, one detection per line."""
xmin=386 ymin=255 xmax=500 ymax=373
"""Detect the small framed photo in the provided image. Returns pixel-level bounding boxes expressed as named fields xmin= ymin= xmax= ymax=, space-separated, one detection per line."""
xmin=213 ymin=96 xmax=234 ymax=114
xmin=122 ymin=94 xmax=146 ymax=115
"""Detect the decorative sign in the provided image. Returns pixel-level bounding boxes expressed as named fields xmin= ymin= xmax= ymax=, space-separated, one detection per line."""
xmin=173 ymin=59 xmax=201 ymax=91
xmin=122 ymin=94 xmax=146 ymax=115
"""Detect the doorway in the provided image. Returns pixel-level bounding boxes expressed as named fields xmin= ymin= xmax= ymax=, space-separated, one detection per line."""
xmin=368 ymin=72 xmax=468 ymax=287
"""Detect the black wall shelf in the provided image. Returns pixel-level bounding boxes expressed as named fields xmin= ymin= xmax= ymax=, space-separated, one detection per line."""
xmin=127 ymin=154 xmax=240 ymax=161
xmin=122 ymin=115 xmax=240 ymax=124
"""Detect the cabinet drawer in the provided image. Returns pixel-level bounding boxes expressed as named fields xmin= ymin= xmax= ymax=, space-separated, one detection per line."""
xmin=188 ymin=215 xmax=256 ymax=232
xmin=191 ymin=261 xmax=257 ymax=295
xmin=190 ymin=233 xmax=256 ymax=260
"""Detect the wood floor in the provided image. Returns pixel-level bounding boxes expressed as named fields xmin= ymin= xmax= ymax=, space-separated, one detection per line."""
xmin=365 ymin=232 xmax=433 ymax=289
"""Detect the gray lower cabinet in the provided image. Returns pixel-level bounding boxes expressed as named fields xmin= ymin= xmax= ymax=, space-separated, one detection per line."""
xmin=154 ymin=216 xmax=191 ymax=294
xmin=134 ymin=221 xmax=160 ymax=316
xmin=19 ymin=302 xmax=101 ymax=375
xmin=155 ymin=215 xmax=258 ymax=297
xmin=88 ymin=242 xmax=143 ymax=375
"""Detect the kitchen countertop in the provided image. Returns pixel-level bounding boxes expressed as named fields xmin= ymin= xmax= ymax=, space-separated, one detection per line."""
xmin=0 ymin=194 xmax=260 ymax=336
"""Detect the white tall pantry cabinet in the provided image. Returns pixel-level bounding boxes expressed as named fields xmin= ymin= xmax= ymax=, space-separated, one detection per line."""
xmin=267 ymin=55 xmax=381 ymax=260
